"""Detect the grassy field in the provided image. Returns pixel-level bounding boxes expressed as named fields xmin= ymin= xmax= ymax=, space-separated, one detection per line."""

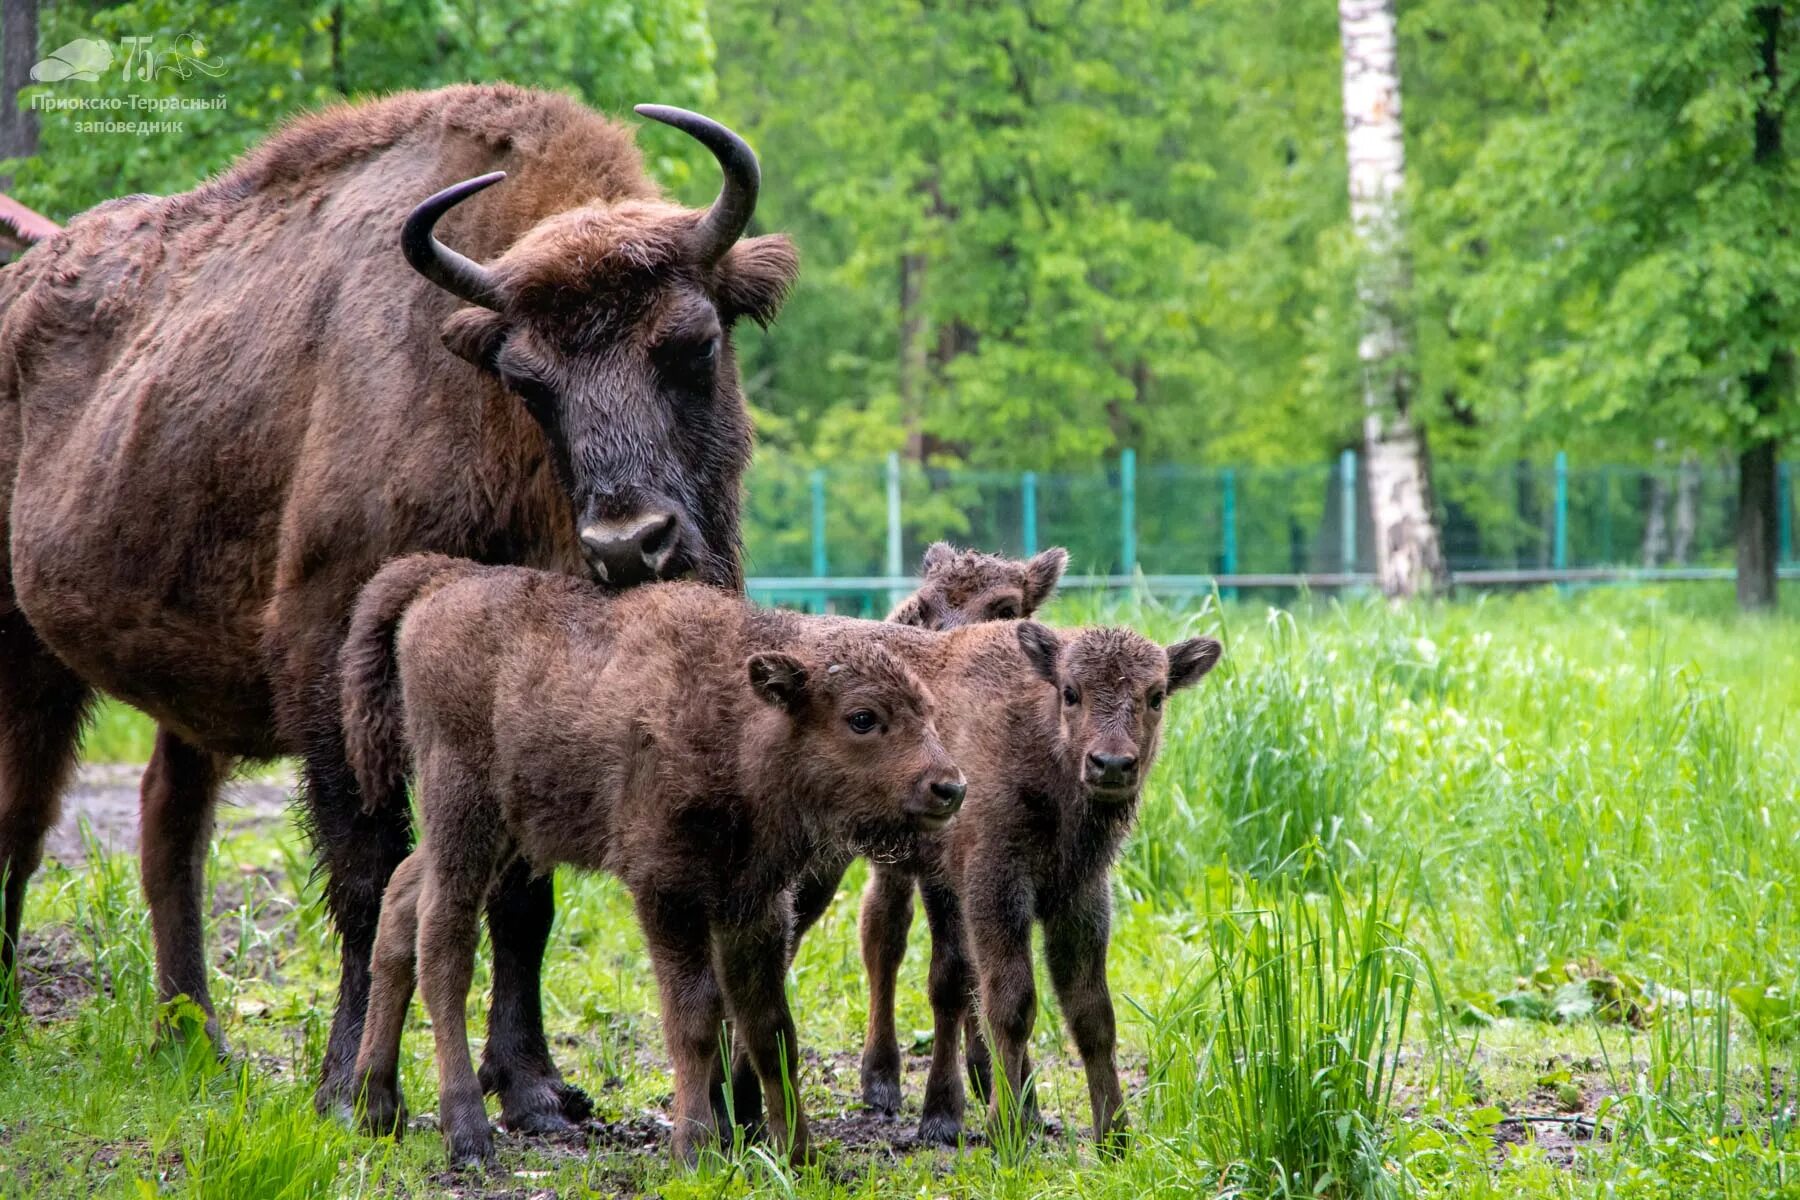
xmin=6 ymin=585 xmax=1800 ymax=1198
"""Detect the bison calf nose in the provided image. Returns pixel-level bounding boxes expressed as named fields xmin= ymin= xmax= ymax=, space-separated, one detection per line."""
xmin=580 ymin=512 xmax=680 ymax=585
xmin=1085 ymin=752 xmax=1138 ymax=788
xmin=929 ymin=777 xmax=967 ymax=812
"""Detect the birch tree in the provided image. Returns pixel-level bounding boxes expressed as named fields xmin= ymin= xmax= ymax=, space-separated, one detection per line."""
xmin=1338 ymin=0 xmax=1451 ymax=598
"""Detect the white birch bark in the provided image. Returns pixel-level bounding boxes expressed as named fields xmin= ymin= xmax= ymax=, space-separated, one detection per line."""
xmin=1339 ymin=0 xmax=1450 ymax=598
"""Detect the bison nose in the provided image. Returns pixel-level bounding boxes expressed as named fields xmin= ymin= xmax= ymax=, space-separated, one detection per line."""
xmin=1085 ymin=752 xmax=1138 ymax=787
xmin=929 ymin=777 xmax=967 ymax=813
xmin=580 ymin=511 xmax=680 ymax=585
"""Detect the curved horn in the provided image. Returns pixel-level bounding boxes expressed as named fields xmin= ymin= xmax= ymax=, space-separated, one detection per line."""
xmin=401 ymin=171 xmax=507 ymax=310
xmin=634 ymin=104 xmax=760 ymax=265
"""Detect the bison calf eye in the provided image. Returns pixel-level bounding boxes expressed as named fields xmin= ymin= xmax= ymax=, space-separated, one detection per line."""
xmin=1148 ymin=690 xmax=1165 ymax=712
xmin=989 ymin=601 xmax=1019 ymax=619
xmin=846 ymin=709 xmax=879 ymax=734
xmin=1062 ymin=685 xmax=1079 ymax=707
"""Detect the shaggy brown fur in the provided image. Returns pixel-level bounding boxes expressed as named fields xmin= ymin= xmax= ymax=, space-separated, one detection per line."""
xmin=885 ymin=543 xmax=1069 ymax=630
xmin=0 ymin=84 xmax=796 ymax=1116
xmin=858 ymin=623 xmax=1220 ymax=1147
xmin=730 ymin=543 xmax=1068 ymax=1128
xmin=341 ymin=557 xmax=965 ymax=1168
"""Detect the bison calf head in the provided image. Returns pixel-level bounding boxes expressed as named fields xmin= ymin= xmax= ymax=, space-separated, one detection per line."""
xmin=888 ymin=543 xmax=1068 ymax=630
xmin=1017 ymin=622 xmax=1221 ymax=804
xmin=747 ymin=640 xmax=965 ymax=845
xmin=403 ymin=107 xmax=799 ymax=590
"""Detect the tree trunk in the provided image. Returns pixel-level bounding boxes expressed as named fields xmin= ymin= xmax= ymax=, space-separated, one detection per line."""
xmin=0 ymin=0 xmax=38 ymax=189
xmin=898 ymin=252 xmax=927 ymax=461
xmin=1338 ymin=0 xmax=1450 ymax=600
xmin=1641 ymin=467 xmax=1669 ymax=568
xmin=1739 ymin=4 xmax=1786 ymax=610
xmin=1673 ymin=454 xmax=1699 ymax=566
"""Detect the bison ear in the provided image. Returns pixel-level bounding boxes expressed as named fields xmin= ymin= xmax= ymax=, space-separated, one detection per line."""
xmin=1016 ymin=621 xmax=1061 ymax=684
xmin=886 ymin=592 xmax=931 ymax=628
xmin=441 ymin=308 xmax=511 ymax=372
xmin=921 ymin=542 xmax=957 ymax=574
xmin=1166 ymin=637 xmax=1223 ymax=694
xmin=716 ymin=234 xmax=800 ymax=328
xmin=747 ymin=651 xmax=809 ymax=711
xmin=1022 ymin=547 xmax=1068 ymax=611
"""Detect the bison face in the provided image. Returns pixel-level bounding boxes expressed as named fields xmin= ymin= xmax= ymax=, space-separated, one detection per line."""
xmin=888 ymin=543 xmax=1069 ymax=630
xmin=404 ymin=108 xmax=799 ymax=590
xmin=1017 ymin=622 xmax=1222 ymax=806
xmin=748 ymin=641 xmax=966 ymax=846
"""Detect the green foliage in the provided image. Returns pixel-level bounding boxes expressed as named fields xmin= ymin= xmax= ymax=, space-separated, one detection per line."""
xmin=6 ymin=0 xmax=713 ymax=218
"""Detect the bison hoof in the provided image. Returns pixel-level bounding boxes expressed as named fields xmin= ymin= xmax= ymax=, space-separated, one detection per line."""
xmin=355 ymin=1076 xmax=408 ymax=1138
xmin=444 ymin=1124 xmax=496 ymax=1170
xmin=553 ymin=1080 xmax=595 ymax=1123
xmin=918 ymin=1112 xmax=964 ymax=1146
xmin=861 ymin=1073 xmax=902 ymax=1115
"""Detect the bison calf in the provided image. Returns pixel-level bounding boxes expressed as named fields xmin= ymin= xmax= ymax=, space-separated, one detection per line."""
xmin=864 ymin=622 xmax=1220 ymax=1147
xmin=340 ymin=555 xmax=964 ymax=1167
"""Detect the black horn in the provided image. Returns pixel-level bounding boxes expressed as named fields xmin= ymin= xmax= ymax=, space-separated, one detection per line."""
xmin=634 ymin=104 xmax=760 ymax=265
xmin=401 ymin=171 xmax=507 ymax=310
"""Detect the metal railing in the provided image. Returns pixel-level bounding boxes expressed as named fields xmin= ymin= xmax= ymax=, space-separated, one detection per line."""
xmin=739 ymin=451 xmax=1797 ymax=612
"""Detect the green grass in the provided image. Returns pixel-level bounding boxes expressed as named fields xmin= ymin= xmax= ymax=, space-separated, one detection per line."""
xmin=8 ymin=585 xmax=1800 ymax=1197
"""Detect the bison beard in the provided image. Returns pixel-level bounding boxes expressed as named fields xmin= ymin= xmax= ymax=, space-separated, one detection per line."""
xmin=0 ymin=83 xmax=797 ymax=1123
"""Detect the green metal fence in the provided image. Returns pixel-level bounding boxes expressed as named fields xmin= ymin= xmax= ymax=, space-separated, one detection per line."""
xmin=741 ymin=452 xmax=1799 ymax=612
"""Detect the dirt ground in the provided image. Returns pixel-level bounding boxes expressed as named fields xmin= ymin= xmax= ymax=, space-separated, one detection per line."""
xmin=44 ymin=763 xmax=296 ymax=865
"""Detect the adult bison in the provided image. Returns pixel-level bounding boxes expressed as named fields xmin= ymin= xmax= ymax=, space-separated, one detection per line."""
xmin=0 ymin=84 xmax=797 ymax=1126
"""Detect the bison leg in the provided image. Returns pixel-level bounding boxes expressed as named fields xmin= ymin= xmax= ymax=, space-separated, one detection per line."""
xmin=969 ymin=878 xmax=1042 ymax=1139
xmin=417 ymin=854 xmax=497 ymax=1168
xmin=479 ymin=859 xmax=590 ymax=1132
xmin=857 ymin=863 xmax=916 ymax=1115
xmin=139 ymin=729 xmax=227 ymax=1051
xmin=353 ymin=847 xmax=427 ymax=1138
xmin=635 ymin=889 xmax=724 ymax=1166
xmin=1045 ymin=888 xmax=1126 ymax=1151
xmin=306 ymin=738 xmax=415 ymax=1119
xmin=0 ymin=610 xmax=92 ymax=1016
xmin=714 ymin=913 xmax=811 ymax=1166
xmin=916 ymin=876 xmax=977 ymax=1145
xmin=725 ymin=853 xmax=852 ymax=1134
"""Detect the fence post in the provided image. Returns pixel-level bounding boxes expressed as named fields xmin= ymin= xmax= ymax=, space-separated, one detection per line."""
xmin=1021 ymin=470 xmax=1039 ymax=557
xmin=809 ymin=468 xmax=828 ymax=614
xmin=886 ymin=451 xmax=904 ymax=608
xmin=1221 ymin=468 xmax=1238 ymax=601
xmin=1553 ymin=451 xmax=1569 ymax=588
xmin=1780 ymin=460 xmax=1793 ymax=567
xmin=1119 ymin=448 xmax=1137 ymax=580
xmin=1339 ymin=449 xmax=1357 ymax=581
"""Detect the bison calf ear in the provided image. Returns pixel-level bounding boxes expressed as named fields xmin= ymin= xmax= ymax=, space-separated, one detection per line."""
xmin=1023 ymin=547 xmax=1069 ymax=611
xmin=887 ymin=592 xmax=930 ymax=627
xmin=717 ymin=234 xmax=800 ymax=328
xmin=748 ymin=651 xmax=809 ymax=711
xmin=1166 ymin=637 xmax=1223 ymax=694
xmin=921 ymin=542 xmax=957 ymax=574
xmin=1016 ymin=621 xmax=1062 ymax=684
xmin=440 ymin=308 xmax=511 ymax=372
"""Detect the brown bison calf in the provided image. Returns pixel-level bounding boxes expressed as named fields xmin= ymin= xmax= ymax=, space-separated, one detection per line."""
xmin=339 ymin=555 xmax=965 ymax=1167
xmin=734 ymin=542 xmax=1065 ymax=1128
xmin=861 ymin=622 xmax=1220 ymax=1147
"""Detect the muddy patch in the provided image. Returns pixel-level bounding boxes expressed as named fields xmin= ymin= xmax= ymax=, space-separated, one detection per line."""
xmin=45 ymin=763 xmax=296 ymax=864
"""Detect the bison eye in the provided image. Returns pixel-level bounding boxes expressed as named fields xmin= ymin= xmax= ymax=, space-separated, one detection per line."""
xmin=989 ymin=601 xmax=1019 ymax=619
xmin=1148 ymin=690 xmax=1164 ymax=712
xmin=1062 ymin=685 xmax=1079 ymax=707
xmin=846 ymin=709 xmax=879 ymax=734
